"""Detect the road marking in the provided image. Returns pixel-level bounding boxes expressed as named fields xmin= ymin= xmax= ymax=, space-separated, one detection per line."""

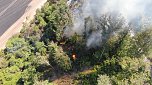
xmin=0 ymin=0 xmax=17 ymax=17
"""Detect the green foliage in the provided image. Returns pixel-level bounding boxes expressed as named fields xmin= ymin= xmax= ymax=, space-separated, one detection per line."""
xmin=0 ymin=0 xmax=152 ymax=84
xmin=36 ymin=12 xmax=47 ymax=28
xmin=135 ymin=29 xmax=152 ymax=55
xmin=117 ymin=29 xmax=152 ymax=58
xmin=93 ymin=29 xmax=152 ymax=85
xmin=34 ymin=41 xmax=47 ymax=56
xmin=95 ymin=57 xmax=151 ymax=85
xmin=115 ymin=57 xmax=151 ymax=84
xmin=97 ymin=75 xmax=111 ymax=85
xmin=0 ymin=66 xmax=21 ymax=85
xmin=0 ymin=35 xmax=39 ymax=84
xmin=21 ymin=66 xmax=37 ymax=85
xmin=36 ymin=0 xmax=71 ymax=42
xmin=0 ymin=0 xmax=71 ymax=84
xmin=0 ymin=51 xmax=8 ymax=68
xmin=0 ymin=0 xmax=72 ymax=84
xmin=109 ymin=33 xmax=137 ymax=58
xmin=6 ymin=37 xmax=27 ymax=53
xmin=0 ymin=57 xmax=8 ymax=69
xmin=48 ymin=42 xmax=72 ymax=71
xmin=119 ymin=57 xmax=150 ymax=73
xmin=76 ymin=69 xmax=98 ymax=85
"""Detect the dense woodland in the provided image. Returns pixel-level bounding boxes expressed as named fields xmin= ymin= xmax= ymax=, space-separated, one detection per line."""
xmin=0 ymin=0 xmax=152 ymax=85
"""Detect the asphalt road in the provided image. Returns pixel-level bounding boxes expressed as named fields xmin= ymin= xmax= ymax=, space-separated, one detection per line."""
xmin=0 ymin=0 xmax=31 ymax=36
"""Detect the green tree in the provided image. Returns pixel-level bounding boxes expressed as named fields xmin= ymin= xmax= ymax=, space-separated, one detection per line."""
xmin=0 ymin=66 xmax=21 ymax=85
xmin=36 ymin=0 xmax=71 ymax=42
xmin=48 ymin=42 xmax=72 ymax=71
xmin=6 ymin=37 xmax=27 ymax=53
xmin=97 ymin=75 xmax=111 ymax=85
xmin=34 ymin=41 xmax=47 ymax=56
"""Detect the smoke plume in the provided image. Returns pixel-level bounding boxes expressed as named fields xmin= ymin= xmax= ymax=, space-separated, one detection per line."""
xmin=64 ymin=0 xmax=152 ymax=47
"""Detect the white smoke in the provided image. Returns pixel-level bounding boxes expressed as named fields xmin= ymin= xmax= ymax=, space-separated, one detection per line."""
xmin=65 ymin=0 xmax=152 ymax=47
xmin=82 ymin=0 xmax=152 ymax=21
xmin=86 ymin=30 xmax=102 ymax=47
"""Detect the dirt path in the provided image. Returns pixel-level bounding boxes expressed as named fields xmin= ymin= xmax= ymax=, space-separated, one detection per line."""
xmin=51 ymin=67 xmax=94 ymax=85
xmin=52 ymin=73 xmax=75 ymax=85
xmin=0 ymin=0 xmax=47 ymax=49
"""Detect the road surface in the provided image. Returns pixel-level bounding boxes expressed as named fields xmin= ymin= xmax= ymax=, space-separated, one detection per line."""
xmin=0 ymin=0 xmax=47 ymax=49
xmin=0 ymin=0 xmax=31 ymax=36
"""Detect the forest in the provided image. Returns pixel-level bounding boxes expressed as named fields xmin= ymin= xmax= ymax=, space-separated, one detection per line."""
xmin=0 ymin=0 xmax=152 ymax=85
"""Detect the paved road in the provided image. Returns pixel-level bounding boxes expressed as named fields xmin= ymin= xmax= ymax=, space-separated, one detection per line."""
xmin=0 ymin=0 xmax=31 ymax=36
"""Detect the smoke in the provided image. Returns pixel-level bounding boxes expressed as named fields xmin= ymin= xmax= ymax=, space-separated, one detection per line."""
xmin=86 ymin=30 xmax=102 ymax=47
xmin=64 ymin=0 xmax=152 ymax=47
xmin=82 ymin=0 xmax=152 ymax=21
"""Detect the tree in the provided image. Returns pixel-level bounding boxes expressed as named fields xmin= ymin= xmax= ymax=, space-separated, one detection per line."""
xmin=38 ymin=0 xmax=71 ymax=42
xmin=5 ymin=37 xmax=27 ymax=53
xmin=95 ymin=28 xmax=152 ymax=85
xmin=0 ymin=51 xmax=8 ymax=69
xmin=34 ymin=41 xmax=47 ymax=56
xmin=134 ymin=29 xmax=152 ymax=56
xmin=96 ymin=56 xmax=151 ymax=85
xmin=97 ymin=75 xmax=111 ymax=85
xmin=48 ymin=42 xmax=72 ymax=71
xmin=0 ymin=66 xmax=21 ymax=85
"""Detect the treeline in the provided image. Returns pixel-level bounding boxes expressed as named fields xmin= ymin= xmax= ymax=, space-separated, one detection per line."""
xmin=0 ymin=0 xmax=152 ymax=85
xmin=0 ymin=0 xmax=70 ymax=84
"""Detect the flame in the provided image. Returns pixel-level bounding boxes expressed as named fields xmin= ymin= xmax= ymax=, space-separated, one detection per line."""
xmin=72 ymin=54 xmax=76 ymax=60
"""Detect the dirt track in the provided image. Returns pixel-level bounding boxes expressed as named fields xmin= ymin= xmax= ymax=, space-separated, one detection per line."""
xmin=0 ymin=0 xmax=47 ymax=49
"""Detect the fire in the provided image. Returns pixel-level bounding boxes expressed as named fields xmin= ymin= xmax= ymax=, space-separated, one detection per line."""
xmin=72 ymin=54 xmax=76 ymax=60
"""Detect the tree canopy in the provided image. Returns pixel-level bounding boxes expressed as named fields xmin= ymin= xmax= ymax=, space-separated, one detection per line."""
xmin=0 ymin=0 xmax=151 ymax=85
